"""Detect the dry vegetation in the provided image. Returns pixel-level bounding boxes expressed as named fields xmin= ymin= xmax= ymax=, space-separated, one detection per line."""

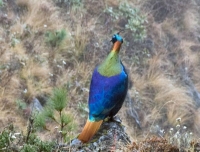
xmin=0 ymin=0 xmax=200 ymax=151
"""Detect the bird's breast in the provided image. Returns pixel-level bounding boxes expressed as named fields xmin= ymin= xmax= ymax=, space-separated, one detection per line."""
xmin=88 ymin=68 xmax=128 ymax=121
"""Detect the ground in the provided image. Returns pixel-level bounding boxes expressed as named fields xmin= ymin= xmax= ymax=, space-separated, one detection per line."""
xmin=0 ymin=0 xmax=200 ymax=151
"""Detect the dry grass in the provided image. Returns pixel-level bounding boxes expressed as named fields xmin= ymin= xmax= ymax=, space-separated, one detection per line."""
xmin=16 ymin=0 xmax=62 ymax=30
xmin=180 ymin=41 xmax=200 ymax=66
xmin=128 ymin=136 xmax=179 ymax=151
xmin=183 ymin=3 xmax=200 ymax=34
xmin=0 ymin=0 xmax=200 ymax=150
xmin=194 ymin=109 xmax=200 ymax=134
xmin=129 ymin=37 xmax=199 ymax=136
xmin=133 ymin=58 xmax=195 ymax=128
xmin=20 ymin=59 xmax=51 ymax=101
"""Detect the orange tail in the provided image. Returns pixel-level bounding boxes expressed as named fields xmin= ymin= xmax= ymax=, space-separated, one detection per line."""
xmin=78 ymin=119 xmax=103 ymax=143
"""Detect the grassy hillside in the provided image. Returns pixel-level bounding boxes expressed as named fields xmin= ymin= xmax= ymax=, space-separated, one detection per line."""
xmin=0 ymin=0 xmax=200 ymax=151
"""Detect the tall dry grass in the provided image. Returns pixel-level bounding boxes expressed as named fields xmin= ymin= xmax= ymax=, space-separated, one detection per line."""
xmin=16 ymin=0 xmax=62 ymax=30
xmin=1 ymin=0 xmax=200 ymax=144
xmin=130 ymin=47 xmax=198 ymax=136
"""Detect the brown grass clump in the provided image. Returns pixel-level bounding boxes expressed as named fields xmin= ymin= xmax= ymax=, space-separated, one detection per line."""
xmin=20 ymin=59 xmax=51 ymax=101
xmin=182 ymin=2 xmax=200 ymax=35
xmin=179 ymin=41 xmax=200 ymax=66
xmin=194 ymin=109 xmax=200 ymax=135
xmin=132 ymin=53 xmax=196 ymax=128
xmin=128 ymin=136 xmax=179 ymax=152
xmin=58 ymin=25 xmax=89 ymax=63
xmin=16 ymin=0 xmax=62 ymax=30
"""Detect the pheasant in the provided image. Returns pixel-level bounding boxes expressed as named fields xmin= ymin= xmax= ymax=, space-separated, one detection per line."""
xmin=78 ymin=33 xmax=128 ymax=143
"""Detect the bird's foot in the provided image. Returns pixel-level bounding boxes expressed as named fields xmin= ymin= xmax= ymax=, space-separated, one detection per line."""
xmin=105 ymin=115 xmax=122 ymax=123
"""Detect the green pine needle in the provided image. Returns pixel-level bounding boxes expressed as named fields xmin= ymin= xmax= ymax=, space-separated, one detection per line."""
xmin=50 ymin=87 xmax=68 ymax=112
xmin=45 ymin=29 xmax=67 ymax=48
xmin=34 ymin=113 xmax=46 ymax=129
xmin=61 ymin=113 xmax=73 ymax=126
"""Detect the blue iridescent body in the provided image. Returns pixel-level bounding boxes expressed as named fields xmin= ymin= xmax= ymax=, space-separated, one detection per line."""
xmin=77 ymin=33 xmax=128 ymax=143
xmin=88 ymin=33 xmax=128 ymax=122
xmin=89 ymin=66 xmax=128 ymax=121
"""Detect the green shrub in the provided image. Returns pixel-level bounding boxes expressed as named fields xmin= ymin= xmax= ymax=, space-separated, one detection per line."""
xmin=45 ymin=29 xmax=67 ymax=48
xmin=0 ymin=124 xmax=55 ymax=152
xmin=50 ymin=87 xmax=67 ymax=112
xmin=0 ymin=128 xmax=11 ymax=150
xmin=21 ymin=134 xmax=55 ymax=152
xmin=70 ymin=0 xmax=84 ymax=12
xmin=55 ymin=0 xmax=84 ymax=12
xmin=34 ymin=87 xmax=76 ymax=142
xmin=104 ymin=2 xmax=147 ymax=41
xmin=0 ymin=0 xmax=4 ymax=7
xmin=15 ymin=99 xmax=27 ymax=110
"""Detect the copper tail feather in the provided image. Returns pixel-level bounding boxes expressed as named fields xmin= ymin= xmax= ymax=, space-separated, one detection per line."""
xmin=78 ymin=119 xmax=103 ymax=143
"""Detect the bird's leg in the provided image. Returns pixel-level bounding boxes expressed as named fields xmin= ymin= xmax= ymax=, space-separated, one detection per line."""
xmin=106 ymin=116 xmax=122 ymax=123
xmin=104 ymin=117 xmax=110 ymax=122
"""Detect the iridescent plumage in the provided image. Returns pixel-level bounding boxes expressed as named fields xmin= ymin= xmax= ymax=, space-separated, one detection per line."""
xmin=78 ymin=33 xmax=128 ymax=143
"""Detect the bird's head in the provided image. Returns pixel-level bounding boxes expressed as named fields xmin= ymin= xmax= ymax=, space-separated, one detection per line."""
xmin=111 ymin=33 xmax=123 ymax=44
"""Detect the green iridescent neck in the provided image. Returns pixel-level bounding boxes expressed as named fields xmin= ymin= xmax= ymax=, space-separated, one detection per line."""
xmin=97 ymin=41 xmax=122 ymax=77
